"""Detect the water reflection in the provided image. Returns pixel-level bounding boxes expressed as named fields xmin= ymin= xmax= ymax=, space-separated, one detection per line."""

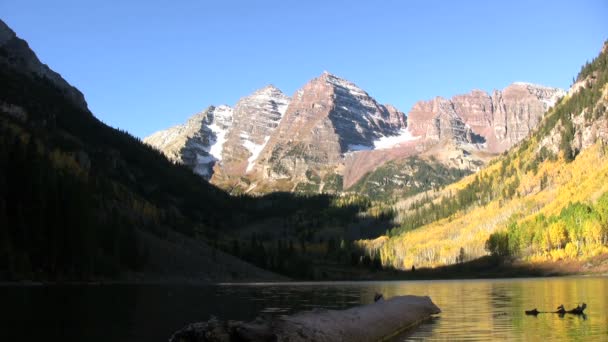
xmin=0 ymin=277 xmax=606 ymax=341
xmin=397 ymin=277 xmax=607 ymax=341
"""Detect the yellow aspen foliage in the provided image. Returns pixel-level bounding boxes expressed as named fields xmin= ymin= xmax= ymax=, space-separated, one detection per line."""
xmin=548 ymin=221 xmax=568 ymax=249
xmin=564 ymin=242 xmax=579 ymax=259
xmin=359 ymin=141 xmax=608 ymax=269
xmin=583 ymin=219 xmax=603 ymax=245
xmin=550 ymin=248 xmax=567 ymax=260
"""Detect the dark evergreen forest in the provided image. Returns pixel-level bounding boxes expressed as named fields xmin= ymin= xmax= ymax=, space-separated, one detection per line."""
xmin=0 ymin=57 xmax=387 ymax=280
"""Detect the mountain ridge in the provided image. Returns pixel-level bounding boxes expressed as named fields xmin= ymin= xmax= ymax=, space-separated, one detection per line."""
xmin=145 ymin=73 xmax=563 ymax=197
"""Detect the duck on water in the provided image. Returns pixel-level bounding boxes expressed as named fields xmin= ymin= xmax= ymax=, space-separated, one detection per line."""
xmin=525 ymin=303 xmax=587 ymax=316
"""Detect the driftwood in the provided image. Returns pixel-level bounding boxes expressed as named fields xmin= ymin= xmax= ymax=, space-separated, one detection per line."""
xmin=525 ymin=303 xmax=587 ymax=316
xmin=170 ymin=295 xmax=440 ymax=342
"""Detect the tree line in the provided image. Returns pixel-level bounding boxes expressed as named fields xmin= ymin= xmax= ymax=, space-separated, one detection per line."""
xmin=486 ymin=193 xmax=608 ymax=260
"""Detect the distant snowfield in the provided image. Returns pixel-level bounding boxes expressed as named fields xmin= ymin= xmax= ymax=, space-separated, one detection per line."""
xmin=347 ymin=129 xmax=420 ymax=153
xmin=207 ymin=105 xmax=233 ymax=161
xmin=373 ymin=129 xmax=419 ymax=149
xmin=207 ymin=123 xmax=227 ymax=160
xmin=241 ymin=133 xmax=271 ymax=172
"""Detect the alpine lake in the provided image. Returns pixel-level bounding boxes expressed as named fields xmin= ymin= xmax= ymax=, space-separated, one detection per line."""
xmin=1 ymin=276 xmax=607 ymax=341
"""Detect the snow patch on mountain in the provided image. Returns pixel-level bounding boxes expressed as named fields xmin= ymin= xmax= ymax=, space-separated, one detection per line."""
xmin=373 ymin=129 xmax=420 ymax=149
xmin=207 ymin=105 xmax=233 ymax=160
xmin=346 ymin=129 xmax=419 ymax=153
xmin=143 ymin=105 xmax=234 ymax=179
xmin=242 ymin=133 xmax=271 ymax=172
xmin=256 ymin=86 xmax=290 ymax=116
xmin=513 ymin=82 xmax=566 ymax=108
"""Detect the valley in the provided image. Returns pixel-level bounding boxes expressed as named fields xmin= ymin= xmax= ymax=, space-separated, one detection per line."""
xmin=0 ymin=16 xmax=606 ymax=283
xmin=359 ymin=42 xmax=608 ymax=272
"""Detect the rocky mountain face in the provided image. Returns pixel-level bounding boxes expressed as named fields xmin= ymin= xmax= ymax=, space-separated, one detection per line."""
xmin=247 ymin=72 xmax=408 ymax=192
xmin=212 ymin=85 xmax=290 ymax=185
xmin=408 ymin=83 xmax=566 ymax=153
xmin=146 ymin=72 xmax=564 ymax=196
xmin=539 ymin=54 xmax=608 ymax=158
xmin=144 ymin=105 xmax=233 ymax=178
xmin=341 ymin=83 xmax=565 ymax=190
xmin=144 ymin=85 xmax=291 ymax=181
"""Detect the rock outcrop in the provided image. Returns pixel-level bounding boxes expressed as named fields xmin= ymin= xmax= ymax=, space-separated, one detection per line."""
xmin=408 ymin=83 xmax=566 ymax=153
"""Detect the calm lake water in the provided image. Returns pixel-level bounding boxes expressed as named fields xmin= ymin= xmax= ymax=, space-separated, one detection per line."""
xmin=1 ymin=277 xmax=607 ymax=341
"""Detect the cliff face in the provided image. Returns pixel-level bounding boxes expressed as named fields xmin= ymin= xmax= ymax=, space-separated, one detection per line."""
xmin=407 ymin=83 xmax=566 ymax=153
xmin=342 ymin=83 xmax=565 ymax=190
xmin=144 ymin=105 xmax=233 ymax=178
xmin=212 ymin=85 xmax=289 ymax=185
xmin=145 ymin=85 xmax=290 ymax=183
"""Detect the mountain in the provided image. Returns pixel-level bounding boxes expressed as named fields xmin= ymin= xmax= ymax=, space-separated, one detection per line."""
xmin=248 ymin=72 xmax=408 ymax=192
xmin=357 ymin=41 xmax=608 ymax=272
xmin=143 ymin=105 xmax=234 ymax=178
xmin=147 ymin=72 xmax=562 ymax=197
xmin=345 ymin=83 xmax=565 ymax=198
xmin=144 ymin=85 xmax=291 ymax=182
xmin=212 ymin=85 xmax=290 ymax=184
xmin=0 ymin=19 xmax=388 ymax=281
xmin=0 ymin=19 xmax=286 ymax=281
xmin=146 ymin=72 xmax=411 ymax=193
xmin=407 ymin=83 xmax=565 ymax=152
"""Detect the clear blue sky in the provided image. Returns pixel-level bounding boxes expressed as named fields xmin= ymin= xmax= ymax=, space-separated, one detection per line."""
xmin=1 ymin=1 xmax=606 ymax=138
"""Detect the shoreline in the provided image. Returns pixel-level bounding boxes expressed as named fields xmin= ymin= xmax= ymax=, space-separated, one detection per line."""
xmin=1 ymin=271 xmax=606 ymax=287
xmin=2 ymin=253 xmax=607 ymax=286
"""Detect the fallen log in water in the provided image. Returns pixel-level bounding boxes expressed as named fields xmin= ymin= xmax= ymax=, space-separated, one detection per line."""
xmin=170 ymin=295 xmax=441 ymax=342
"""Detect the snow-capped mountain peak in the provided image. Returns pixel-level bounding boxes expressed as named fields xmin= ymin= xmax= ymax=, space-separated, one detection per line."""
xmin=143 ymin=105 xmax=233 ymax=178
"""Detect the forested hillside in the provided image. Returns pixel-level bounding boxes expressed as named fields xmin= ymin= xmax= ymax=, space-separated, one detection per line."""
xmin=0 ymin=24 xmax=383 ymax=281
xmin=3 ymin=17 xmax=604 ymax=281
xmin=0 ymin=51 xmax=249 ymax=279
xmin=0 ymin=67 xmax=380 ymax=281
xmin=358 ymin=42 xmax=608 ymax=271
xmin=349 ymin=156 xmax=471 ymax=201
